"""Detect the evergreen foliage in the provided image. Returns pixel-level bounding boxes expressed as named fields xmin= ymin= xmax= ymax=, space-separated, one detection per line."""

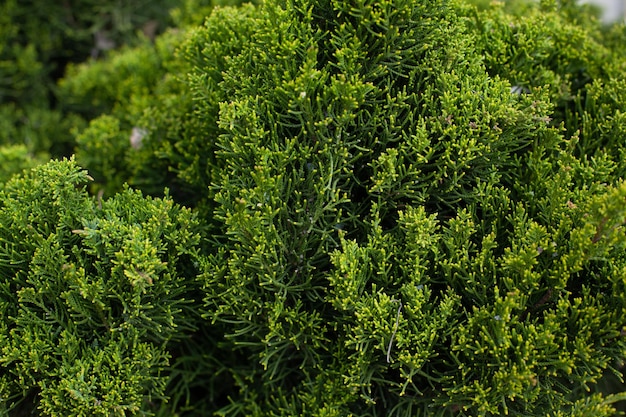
xmin=62 ymin=3 xmax=259 ymax=204
xmin=0 ymin=159 xmax=204 ymax=416
xmin=0 ymin=0 xmax=225 ymax=159
xmin=0 ymin=145 xmax=45 ymax=187
xmin=1 ymin=0 xmax=626 ymax=415
xmin=188 ymin=0 xmax=626 ymax=414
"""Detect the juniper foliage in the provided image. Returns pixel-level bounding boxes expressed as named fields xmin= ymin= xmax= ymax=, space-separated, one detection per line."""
xmin=187 ymin=0 xmax=626 ymax=415
xmin=0 ymin=159 xmax=204 ymax=416
xmin=1 ymin=0 xmax=626 ymax=415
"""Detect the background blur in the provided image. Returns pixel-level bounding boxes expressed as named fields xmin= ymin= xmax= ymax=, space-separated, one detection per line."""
xmin=584 ymin=0 xmax=625 ymax=21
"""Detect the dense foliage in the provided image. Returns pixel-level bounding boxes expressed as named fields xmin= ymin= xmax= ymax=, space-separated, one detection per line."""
xmin=0 ymin=159 xmax=203 ymax=415
xmin=1 ymin=0 xmax=626 ymax=415
xmin=0 ymin=0 xmax=241 ymax=161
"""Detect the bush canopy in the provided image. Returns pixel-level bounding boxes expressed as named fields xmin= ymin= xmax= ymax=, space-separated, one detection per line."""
xmin=1 ymin=0 xmax=626 ymax=415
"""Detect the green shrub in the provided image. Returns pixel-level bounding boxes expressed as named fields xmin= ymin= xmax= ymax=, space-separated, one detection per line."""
xmin=188 ymin=0 xmax=626 ymax=414
xmin=3 ymin=0 xmax=626 ymax=415
xmin=65 ymin=3 xmax=259 ymax=207
xmin=0 ymin=158 xmax=205 ymax=415
xmin=61 ymin=26 xmax=196 ymax=200
xmin=0 ymin=0 xmax=226 ymax=159
xmin=0 ymin=144 xmax=45 ymax=187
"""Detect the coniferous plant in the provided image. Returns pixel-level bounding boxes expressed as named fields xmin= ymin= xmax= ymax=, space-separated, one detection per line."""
xmin=0 ymin=0 xmax=239 ymax=160
xmin=0 ymin=159 xmax=205 ymax=416
xmin=185 ymin=0 xmax=626 ymax=414
xmin=1 ymin=0 xmax=626 ymax=415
